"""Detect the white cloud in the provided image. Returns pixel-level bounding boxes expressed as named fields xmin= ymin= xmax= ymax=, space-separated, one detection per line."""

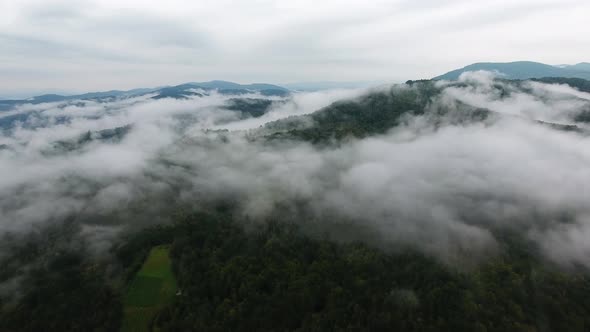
xmin=2 ymin=76 xmax=590 ymax=268
xmin=1 ymin=0 xmax=589 ymax=94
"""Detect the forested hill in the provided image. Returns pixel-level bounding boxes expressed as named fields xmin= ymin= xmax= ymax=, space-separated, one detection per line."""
xmin=262 ymin=77 xmax=590 ymax=143
xmin=262 ymin=81 xmax=475 ymax=142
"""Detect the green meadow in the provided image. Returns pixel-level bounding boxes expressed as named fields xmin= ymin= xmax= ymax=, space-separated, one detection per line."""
xmin=122 ymin=245 xmax=177 ymax=332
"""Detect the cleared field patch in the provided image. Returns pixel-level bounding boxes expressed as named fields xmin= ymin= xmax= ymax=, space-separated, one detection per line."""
xmin=122 ymin=245 xmax=177 ymax=332
xmin=125 ymin=276 xmax=163 ymax=307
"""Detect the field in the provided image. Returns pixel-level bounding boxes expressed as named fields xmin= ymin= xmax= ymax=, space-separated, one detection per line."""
xmin=121 ymin=245 xmax=177 ymax=332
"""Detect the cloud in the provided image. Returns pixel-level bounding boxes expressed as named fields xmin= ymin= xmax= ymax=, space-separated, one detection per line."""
xmin=2 ymin=76 xmax=590 ymax=271
xmin=0 ymin=89 xmax=356 ymax=232
xmin=438 ymin=71 xmax=590 ymax=125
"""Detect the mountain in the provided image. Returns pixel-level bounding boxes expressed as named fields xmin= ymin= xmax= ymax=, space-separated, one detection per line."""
xmin=187 ymin=80 xmax=286 ymax=91
xmin=262 ymin=80 xmax=489 ymax=143
xmin=560 ymin=62 xmax=590 ymax=72
xmin=264 ymin=77 xmax=590 ymax=143
xmin=151 ymin=81 xmax=289 ymax=99
xmin=0 ymin=81 xmax=290 ymax=110
xmin=434 ymin=61 xmax=590 ymax=80
xmin=0 ymin=81 xmax=291 ymax=132
xmin=283 ymin=81 xmax=387 ymax=91
xmin=0 ymin=88 xmax=158 ymax=111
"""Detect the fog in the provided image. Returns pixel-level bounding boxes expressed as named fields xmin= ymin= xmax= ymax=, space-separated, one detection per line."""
xmin=2 ymin=73 xmax=590 ymax=268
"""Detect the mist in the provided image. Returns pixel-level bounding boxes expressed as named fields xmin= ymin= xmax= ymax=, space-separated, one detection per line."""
xmin=2 ymin=73 xmax=590 ymax=269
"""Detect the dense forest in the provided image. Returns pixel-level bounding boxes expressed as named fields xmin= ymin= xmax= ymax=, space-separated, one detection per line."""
xmin=263 ymin=81 xmax=451 ymax=143
xmin=2 ymin=211 xmax=590 ymax=331
xmin=263 ymin=77 xmax=590 ymax=144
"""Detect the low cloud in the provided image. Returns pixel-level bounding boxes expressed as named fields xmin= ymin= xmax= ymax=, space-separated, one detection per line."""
xmin=2 ymin=76 xmax=590 ymax=269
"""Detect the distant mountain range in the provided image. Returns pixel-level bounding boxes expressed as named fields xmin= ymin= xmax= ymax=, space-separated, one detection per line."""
xmin=0 ymin=80 xmax=289 ymax=111
xmin=434 ymin=61 xmax=590 ymax=80
xmin=282 ymin=81 xmax=388 ymax=91
xmin=152 ymin=81 xmax=288 ymax=100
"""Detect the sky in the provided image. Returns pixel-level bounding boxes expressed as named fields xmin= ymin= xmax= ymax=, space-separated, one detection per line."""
xmin=1 ymin=0 xmax=590 ymax=96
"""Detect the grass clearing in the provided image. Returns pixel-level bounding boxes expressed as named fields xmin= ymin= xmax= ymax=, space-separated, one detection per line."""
xmin=122 ymin=245 xmax=177 ymax=332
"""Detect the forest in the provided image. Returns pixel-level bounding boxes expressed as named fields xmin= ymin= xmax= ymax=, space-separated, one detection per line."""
xmin=2 ymin=211 xmax=590 ymax=331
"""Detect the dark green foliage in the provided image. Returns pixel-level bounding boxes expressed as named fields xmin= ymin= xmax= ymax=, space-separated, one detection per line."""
xmin=264 ymin=81 xmax=496 ymax=144
xmin=146 ymin=214 xmax=590 ymax=332
xmin=3 ymin=214 xmax=590 ymax=331
xmin=0 ymin=222 xmax=122 ymax=331
xmin=151 ymin=81 xmax=289 ymax=100
xmin=265 ymin=83 xmax=436 ymax=143
xmin=265 ymin=77 xmax=590 ymax=145
xmin=0 ymin=222 xmax=180 ymax=332
xmin=0 ymin=250 xmax=122 ymax=332
xmin=47 ymin=125 xmax=132 ymax=154
xmin=224 ymin=98 xmax=275 ymax=118
xmin=115 ymin=224 xmax=178 ymax=282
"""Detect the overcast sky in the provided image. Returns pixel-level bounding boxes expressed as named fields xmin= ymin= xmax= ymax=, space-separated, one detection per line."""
xmin=1 ymin=0 xmax=589 ymax=96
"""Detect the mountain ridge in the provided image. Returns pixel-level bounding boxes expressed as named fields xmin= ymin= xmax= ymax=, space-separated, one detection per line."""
xmin=0 ymin=80 xmax=289 ymax=109
xmin=434 ymin=61 xmax=590 ymax=80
